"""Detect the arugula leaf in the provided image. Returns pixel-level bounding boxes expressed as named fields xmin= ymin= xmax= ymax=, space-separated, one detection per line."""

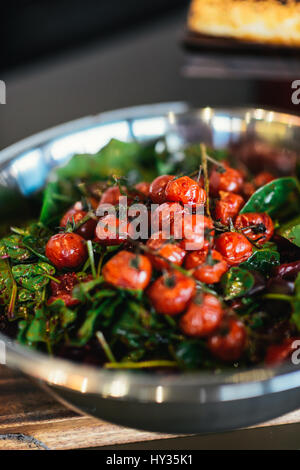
xmin=240 ymin=248 xmax=280 ymax=275
xmin=221 ymin=267 xmax=255 ymax=300
xmin=240 ymin=177 xmax=300 ymax=218
xmin=278 ymin=215 xmax=300 ymax=248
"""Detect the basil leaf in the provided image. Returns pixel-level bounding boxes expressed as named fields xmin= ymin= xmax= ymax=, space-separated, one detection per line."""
xmin=240 ymin=248 xmax=280 ymax=275
xmin=240 ymin=177 xmax=300 ymax=218
xmin=221 ymin=267 xmax=255 ymax=300
xmin=278 ymin=215 xmax=300 ymax=248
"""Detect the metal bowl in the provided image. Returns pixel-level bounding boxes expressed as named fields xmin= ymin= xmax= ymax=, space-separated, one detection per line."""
xmin=1 ymin=102 xmax=300 ymax=434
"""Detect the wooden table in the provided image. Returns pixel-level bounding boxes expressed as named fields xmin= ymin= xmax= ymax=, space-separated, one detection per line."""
xmin=1 ymin=365 xmax=300 ymax=450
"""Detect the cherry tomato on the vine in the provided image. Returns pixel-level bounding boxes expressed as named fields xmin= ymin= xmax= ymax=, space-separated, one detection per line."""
xmin=214 ymin=191 xmax=244 ymax=226
xmin=184 ymin=248 xmax=208 ymax=270
xmin=180 ymin=294 xmax=224 ymax=337
xmin=178 ymin=214 xmax=214 ymax=251
xmin=165 ymin=176 xmax=206 ymax=206
xmin=147 ymin=271 xmax=196 ymax=315
xmin=103 ymin=250 xmax=152 ymax=290
xmin=95 ymin=214 xmax=129 ymax=245
xmin=254 ymin=172 xmax=275 ymax=188
xmin=60 ymin=206 xmax=97 ymax=240
xmin=214 ymin=232 xmax=253 ymax=266
xmin=99 ymin=186 xmax=123 ymax=206
xmin=208 ymin=317 xmax=247 ymax=362
xmin=149 ymin=175 xmax=174 ymax=204
xmin=210 ymin=162 xmax=244 ymax=196
xmin=193 ymin=249 xmax=228 ymax=284
xmin=146 ymin=231 xmax=186 ymax=270
xmin=151 ymin=202 xmax=184 ymax=233
xmin=46 ymin=233 xmax=88 ymax=270
xmin=134 ymin=181 xmax=150 ymax=199
xmin=234 ymin=212 xmax=274 ymax=245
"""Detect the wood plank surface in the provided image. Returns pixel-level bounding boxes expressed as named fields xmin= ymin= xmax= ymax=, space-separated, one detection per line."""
xmin=0 ymin=365 xmax=300 ymax=450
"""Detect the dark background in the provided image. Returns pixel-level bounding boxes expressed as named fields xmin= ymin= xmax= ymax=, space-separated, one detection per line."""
xmin=0 ymin=0 xmax=297 ymax=149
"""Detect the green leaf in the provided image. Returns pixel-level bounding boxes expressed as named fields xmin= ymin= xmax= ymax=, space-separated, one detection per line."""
xmin=48 ymin=298 xmax=77 ymax=328
xmin=26 ymin=308 xmax=47 ymax=343
xmin=240 ymin=248 xmax=280 ymax=275
xmin=221 ymin=267 xmax=255 ymax=300
xmin=240 ymin=177 xmax=300 ymax=218
xmin=278 ymin=215 xmax=300 ymax=248
xmin=12 ymin=262 xmax=55 ymax=292
xmin=0 ymin=259 xmax=14 ymax=306
xmin=39 ymin=180 xmax=79 ymax=227
xmin=174 ymin=340 xmax=205 ymax=370
xmin=0 ymin=234 xmax=31 ymax=262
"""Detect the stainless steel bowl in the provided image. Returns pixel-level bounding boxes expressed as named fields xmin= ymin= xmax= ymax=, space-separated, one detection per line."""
xmin=1 ymin=102 xmax=300 ymax=434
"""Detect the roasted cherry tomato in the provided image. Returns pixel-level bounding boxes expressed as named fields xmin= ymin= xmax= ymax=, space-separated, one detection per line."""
xmin=151 ymin=202 xmax=184 ymax=233
xmin=208 ymin=317 xmax=247 ymax=362
xmin=184 ymin=248 xmax=208 ymax=269
xmin=214 ymin=191 xmax=244 ymax=226
xmin=146 ymin=231 xmax=186 ymax=270
xmin=47 ymin=272 xmax=92 ymax=307
xmin=149 ymin=175 xmax=174 ymax=204
xmin=254 ymin=172 xmax=275 ymax=188
xmin=193 ymin=249 xmax=228 ymax=284
xmin=95 ymin=214 xmax=129 ymax=245
xmin=210 ymin=162 xmax=244 ymax=196
xmin=147 ymin=271 xmax=196 ymax=315
xmin=99 ymin=186 xmax=123 ymax=205
xmin=265 ymin=338 xmax=299 ymax=365
xmin=46 ymin=233 xmax=88 ymax=270
xmin=134 ymin=181 xmax=150 ymax=200
xmin=60 ymin=206 xmax=97 ymax=240
xmin=102 ymin=250 xmax=152 ymax=290
xmin=180 ymin=294 xmax=223 ymax=337
xmin=165 ymin=176 xmax=206 ymax=206
xmin=215 ymin=232 xmax=253 ymax=266
xmin=235 ymin=212 xmax=274 ymax=245
xmin=178 ymin=214 xmax=214 ymax=251
xmin=242 ymin=182 xmax=256 ymax=199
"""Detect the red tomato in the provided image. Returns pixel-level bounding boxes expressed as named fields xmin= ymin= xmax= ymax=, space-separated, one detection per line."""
xmin=193 ymin=250 xmax=228 ymax=284
xmin=45 ymin=233 xmax=88 ymax=270
xmin=214 ymin=232 xmax=253 ymax=266
xmin=184 ymin=248 xmax=208 ymax=269
xmin=102 ymin=250 xmax=152 ymax=290
xmin=178 ymin=214 xmax=214 ymax=251
xmin=208 ymin=318 xmax=247 ymax=362
xmin=254 ymin=172 xmax=275 ymax=188
xmin=134 ymin=182 xmax=150 ymax=199
xmin=214 ymin=191 xmax=244 ymax=226
xmin=149 ymin=175 xmax=174 ymax=204
xmin=210 ymin=162 xmax=244 ymax=196
xmin=235 ymin=212 xmax=274 ymax=245
xmin=99 ymin=186 xmax=123 ymax=205
xmin=147 ymin=271 xmax=196 ymax=315
xmin=95 ymin=214 xmax=129 ymax=245
xmin=60 ymin=206 xmax=97 ymax=240
xmin=165 ymin=176 xmax=206 ymax=206
xmin=265 ymin=338 xmax=299 ymax=365
xmin=47 ymin=272 xmax=92 ymax=307
xmin=146 ymin=231 xmax=186 ymax=270
xmin=151 ymin=202 xmax=184 ymax=233
xmin=180 ymin=294 xmax=224 ymax=337
xmin=243 ymin=182 xmax=256 ymax=199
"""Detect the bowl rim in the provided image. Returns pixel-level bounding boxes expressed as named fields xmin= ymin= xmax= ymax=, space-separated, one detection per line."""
xmin=1 ymin=101 xmax=300 ymax=404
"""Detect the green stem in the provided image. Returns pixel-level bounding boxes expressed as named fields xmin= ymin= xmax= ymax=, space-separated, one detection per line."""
xmin=8 ymin=282 xmax=17 ymax=320
xmin=42 ymin=274 xmax=61 ymax=284
xmin=200 ymin=144 xmax=211 ymax=218
xmin=96 ymin=331 xmax=116 ymax=363
xmin=22 ymin=242 xmax=50 ymax=263
xmin=263 ymin=293 xmax=293 ymax=303
xmin=87 ymin=240 xmax=97 ymax=278
xmin=97 ymin=247 xmax=106 ymax=278
xmin=104 ymin=360 xmax=178 ymax=369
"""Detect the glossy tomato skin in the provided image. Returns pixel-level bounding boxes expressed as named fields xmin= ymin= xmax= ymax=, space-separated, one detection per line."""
xmin=149 ymin=175 xmax=174 ymax=204
xmin=60 ymin=207 xmax=97 ymax=240
xmin=147 ymin=271 xmax=196 ymax=315
xmin=265 ymin=338 xmax=299 ymax=365
xmin=208 ymin=318 xmax=247 ymax=362
xmin=235 ymin=212 xmax=274 ymax=245
xmin=151 ymin=202 xmax=184 ymax=233
xmin=95 ymin=214 xmax=129 ymax=245
xmin=134 ymin=182 xmax=150 ymax=199
xmin=194 ymin=250 xmax=228 ymax=284
xmin=180 ymin=294 xmax=223 ymax=337
xmin=46 ymin=233 xmax=88 ymax=270
xmin=146 ymin=231 xmax=186 ymax=270
xmin=254 ymin=172 xmax=275 ymax=188
xmin=210 ymin=163 xmax=244 ymax=197
xmin=99 ymin=186 xmax=123 ymax=205
xmin=179 ymin=215 xmax=215 ymax=251
xmin=214 ymin=191 xmax=244 ymax=226
xmin=184 ymin=248 xmax=208 ymax=269
xmin=165 ymin=176 xmax=206 ymax=206
xmin=102 ymin=250 xmax=152 ymax=290
xmin=215 ymin=232 xmax=253 ymax=266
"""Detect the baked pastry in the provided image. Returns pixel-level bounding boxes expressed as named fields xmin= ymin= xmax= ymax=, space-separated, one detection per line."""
xmin=188 ymin=0 xmax=300 ymax=47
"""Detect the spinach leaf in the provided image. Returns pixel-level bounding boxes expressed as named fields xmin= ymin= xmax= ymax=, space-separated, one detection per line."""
xmin=0 ymin=234 xmax=31 ymax=262
xmin=39 ymin=180 xmax=79 ymax=227
xmin=240 ymin=177 xmax=300 ymax=218
xmin=240 ymin=248 xmax=280 ymax=275
xmin=0 ymin=259 xmax=14 ymax=305
xmin=12 ymin=262 xmax=55 ymax=292
xmin=221 ymin=267 xmax=255 ymax=300
xmin=278 ymin=215 xmax=300 ymax=248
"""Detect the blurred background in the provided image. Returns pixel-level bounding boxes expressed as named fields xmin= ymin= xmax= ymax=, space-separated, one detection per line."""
xmin=0 ymin=0 xmax=297 ymax=149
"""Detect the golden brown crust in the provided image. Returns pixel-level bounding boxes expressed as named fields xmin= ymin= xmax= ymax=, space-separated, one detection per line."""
xmin=188 ymin=0 xmax=300 ymax=46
